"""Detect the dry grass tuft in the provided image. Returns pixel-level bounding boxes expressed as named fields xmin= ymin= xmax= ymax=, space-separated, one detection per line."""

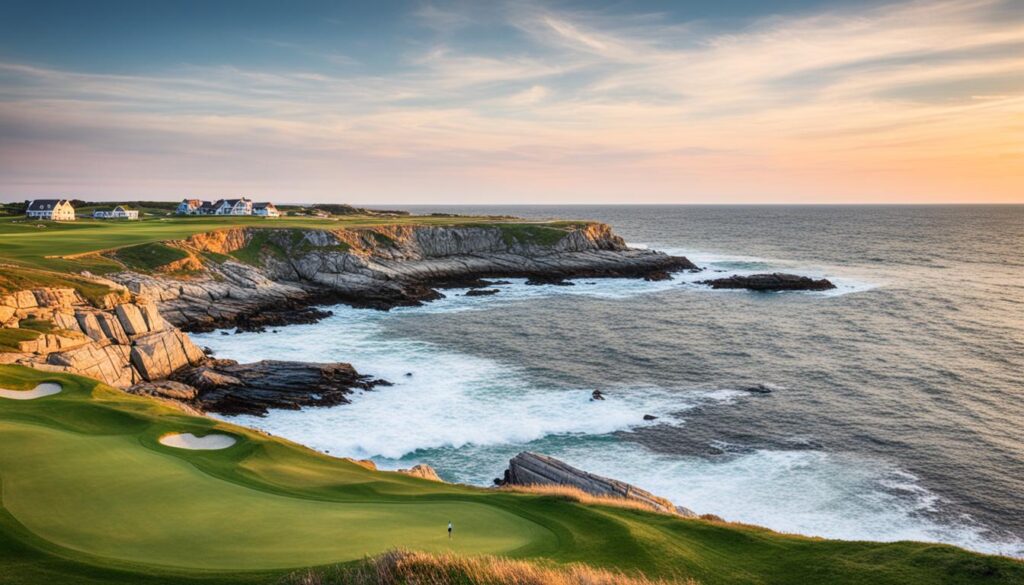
xmin=281 ymin=549 xmax=696 ymax=585
xmin=495 ymin=483 xmax=675 ymax=516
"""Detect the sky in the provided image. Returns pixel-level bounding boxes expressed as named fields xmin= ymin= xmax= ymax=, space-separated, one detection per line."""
xmin=0 ymin=0 xmax=1021 ymax=204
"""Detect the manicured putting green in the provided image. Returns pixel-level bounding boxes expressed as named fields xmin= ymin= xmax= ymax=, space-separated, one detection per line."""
xmin=0 ymin=421 xmax=543 ymax=570
xmin=1 ymin=365 xmax=1021 ymax=585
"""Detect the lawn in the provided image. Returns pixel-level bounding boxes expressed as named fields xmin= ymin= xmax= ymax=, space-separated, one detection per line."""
xmin=0 ymin=365 xmax=1020 ymax=585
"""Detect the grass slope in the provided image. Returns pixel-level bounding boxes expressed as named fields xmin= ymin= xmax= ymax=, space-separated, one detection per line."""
xmin=0 ymin=365 xmax=1020 ymax=585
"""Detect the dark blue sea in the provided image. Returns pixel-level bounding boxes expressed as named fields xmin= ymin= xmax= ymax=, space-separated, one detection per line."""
xmin=193 ymin=205 xmax=1024 ymax=556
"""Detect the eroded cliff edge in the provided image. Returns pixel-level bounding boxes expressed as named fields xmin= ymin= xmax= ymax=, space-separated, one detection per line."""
xmin=107 ymin=222 xmax=696 ymax=329
xmin=2 ymin=222 xmax=696 ymax=406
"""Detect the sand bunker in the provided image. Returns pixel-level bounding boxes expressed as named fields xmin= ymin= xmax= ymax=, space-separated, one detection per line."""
xmin=0 ymin=382 xmax=62 ymax=400
xmin=159 ymin=432 xmax=237 ymax=450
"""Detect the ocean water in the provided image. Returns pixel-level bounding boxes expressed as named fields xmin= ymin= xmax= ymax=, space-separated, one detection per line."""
xmin=192 ymin=205 xmax=1024 ymax=557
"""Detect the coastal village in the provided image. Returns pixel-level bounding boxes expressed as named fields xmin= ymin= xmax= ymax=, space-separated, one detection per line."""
xmin=19 ymin=197 xmax=280 ymax=221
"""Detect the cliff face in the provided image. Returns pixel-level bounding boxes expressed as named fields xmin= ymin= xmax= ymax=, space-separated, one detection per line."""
xmin=109 ymin=223 xmax=694 ymax=326
xmin=0 ymin=287 xmax=205 ymax=387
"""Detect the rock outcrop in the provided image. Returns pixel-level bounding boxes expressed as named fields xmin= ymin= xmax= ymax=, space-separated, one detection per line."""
xmin=170 ymin=359 xmax=383 ymax=416
xmin=397 ymin=464 xmax=444 ymax=482
xmin=498 ymin=452 xmax=696 ymax=517
xmin=106 ymin=223 xmax=697 ymax=325
xmin=699 ymin=273 xmax=835 ymax=292
xmin=0 ymin=287 xmax=205 ymax=387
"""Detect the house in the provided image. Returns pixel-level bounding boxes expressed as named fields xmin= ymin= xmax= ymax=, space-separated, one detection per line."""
xmin=196 ymin=201 xmax=217 ymax=215
xmin=212 ymin=198 xmax=252 ymax=215
xmin=25 ymin=199 xmax=75 ymax=221
xmin=252 ymin=202 xmax=280 ymax=217
xmin=93 ymin=205 xmax=139 ymax=220
xmin=176 ymin=199 xmax=203 ymax=215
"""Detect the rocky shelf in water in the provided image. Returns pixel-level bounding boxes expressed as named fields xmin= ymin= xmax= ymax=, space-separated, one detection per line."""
xmin=129 ymin=359 xmax=387 ymax=417
xmin=109 ymin=223 xmax=698 ymax=329
xmin=699 ymin=273 xmax=836 ymax=292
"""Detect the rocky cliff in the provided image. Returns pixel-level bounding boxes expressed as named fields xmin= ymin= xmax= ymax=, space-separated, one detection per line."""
xmin=3 ymin=222 xmax=696 ymax=416
xmin=109 ymin=223 xmax=696 ymax=327
xmin=0 ymin=287 xmax=205 ymax=386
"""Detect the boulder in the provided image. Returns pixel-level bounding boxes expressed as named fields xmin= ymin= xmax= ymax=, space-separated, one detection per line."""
xmin=698 ymin=273 xmax=835 ymax=292
xmin=397 ymin=464 xmax=443 ymax=482
xmin=33 ymin=288 xmax=81 ymax=308
xmin=96 ymin=312 xmax=130 ymax=344
xmin=464 ymin=288 xmax=499 ymax=297
xmin=139 ymin=303 xmax=166 ymax=332
xmin=499 ymin=452 xmax=696 ymax=517
xmin=0 ymin=305 xmax=15 ymax=325
xmin=12 ymin=291 xmax=38 ymax=309
xmin=115 ymin=304 xmax=150 ymax=336
xmin=52 ymin=311 xmax=82 ymax=332
xmin=129 ymin=329 xmax=204 ymax=381
xmin=75 ymin=311 xmax=107 ymax=341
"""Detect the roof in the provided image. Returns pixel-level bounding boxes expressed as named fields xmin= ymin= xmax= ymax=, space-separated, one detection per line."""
xmin=253 ymin=202 xmax=276 ymax=209
xmin=180 ymin=198 xmax=201 ymax=205
xmin=27 ymin=199 xmax=71 ymax=211
xmin=222 ymin=198 xmax=251 ymax=206
xmin=198 ymin=201 xmax=217 ymax=210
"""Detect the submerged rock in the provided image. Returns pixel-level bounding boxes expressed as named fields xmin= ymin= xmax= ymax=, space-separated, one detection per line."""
xmin=497 ymin=452 xmax=696 ymax=517
xmin=698 ymin=273 xmax=835 ymax=292
xmin=464 ymin=288 xmax=500 ymax=297
xmin=643 ymin=270 xmax=672 ymax=281
xmin=643 ymin=414 xmax=658 ymax=421
xmin=591 ymin=390 xmax=606 ymax=401
xmin=525 ymin=276 xmax=574 ymax=286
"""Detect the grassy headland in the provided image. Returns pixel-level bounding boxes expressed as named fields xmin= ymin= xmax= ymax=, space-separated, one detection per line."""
xmin=0 ymin=364 xmax=1020 ymax=585
xmin=0 ymin=212 xmax=587 ymax=302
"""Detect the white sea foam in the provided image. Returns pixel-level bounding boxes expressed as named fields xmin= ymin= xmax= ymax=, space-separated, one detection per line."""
xmin=190 ymin=269 xmax=1014 ymax=557
xmin=535 ymin=443 xmax=1023 ymax=557
xmin=199 ymin=310 xmax=693 ymax=459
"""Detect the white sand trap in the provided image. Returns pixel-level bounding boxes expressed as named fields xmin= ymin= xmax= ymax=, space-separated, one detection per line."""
xmin=158 ymin=432 xmax=237 ymax=450
xmin=0 ymin=382 xmax=62 ymax=400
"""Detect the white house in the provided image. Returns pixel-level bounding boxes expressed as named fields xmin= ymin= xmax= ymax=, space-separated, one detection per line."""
xmin=93 ymin=205 xmax=139 ymax=220
xmin=213 ymin=198 xmax=253 ymax=215
xmin=176 ymin=199 xmax=203 ymax=215
xmin=26 ymin=199 xmax=75 ymax=221
xmin=252 ymin=202 xmax=280 ymax=217
xmin=175 ymin=196 xmax=273 ymax=216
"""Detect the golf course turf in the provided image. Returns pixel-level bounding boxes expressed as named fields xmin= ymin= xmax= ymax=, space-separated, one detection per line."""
xmin=0 ymin=365 xmax=1021 ymax=584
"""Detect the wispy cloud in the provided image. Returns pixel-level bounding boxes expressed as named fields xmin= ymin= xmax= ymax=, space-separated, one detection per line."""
xmin=0 ymin=0 xmax=1021 ymax=202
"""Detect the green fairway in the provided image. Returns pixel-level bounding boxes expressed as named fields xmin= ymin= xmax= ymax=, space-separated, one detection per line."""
xmin=0 ymin=364 xmax=1021 ymax=585
xmin=0 ymin=424 xmax=543 ymax=570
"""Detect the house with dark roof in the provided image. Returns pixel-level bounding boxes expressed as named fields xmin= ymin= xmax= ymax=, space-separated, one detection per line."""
xmin=212 ymin=198 xmax=252 ymax=215
xmin=26 ymin=199 xmax=75 ymax=221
